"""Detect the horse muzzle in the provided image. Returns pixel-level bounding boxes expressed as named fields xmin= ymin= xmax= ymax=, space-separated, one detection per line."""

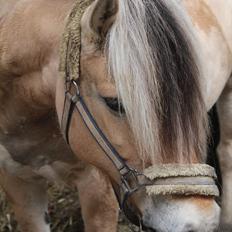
xmin=115 ymin=164 xmax=219 ymax=229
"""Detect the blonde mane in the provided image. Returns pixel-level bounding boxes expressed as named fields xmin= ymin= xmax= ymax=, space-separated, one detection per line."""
xmin=107 ymin=0 xmax=208 ymax=163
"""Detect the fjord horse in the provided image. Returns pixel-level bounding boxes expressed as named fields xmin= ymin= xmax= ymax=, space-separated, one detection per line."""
xmin=0 ymin=0 xmax=231 ymax=231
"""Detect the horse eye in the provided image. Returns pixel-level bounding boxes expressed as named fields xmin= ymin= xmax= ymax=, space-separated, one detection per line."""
xmin=103 ymin=97 xmax=125 ymax=114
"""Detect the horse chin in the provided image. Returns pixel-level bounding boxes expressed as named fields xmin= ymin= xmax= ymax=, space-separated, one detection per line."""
xmin=139 ymin=195 xmax=220 ymax=232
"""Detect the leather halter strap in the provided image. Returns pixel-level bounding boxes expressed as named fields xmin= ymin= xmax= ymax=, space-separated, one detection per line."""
xmin=61 ymin=80 xmax=150 ymax=211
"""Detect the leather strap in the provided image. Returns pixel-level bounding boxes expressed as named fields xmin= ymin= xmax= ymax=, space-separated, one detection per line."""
xmin=61 ymin=92 xmax=77 ymax=144
xmin=61 ymin=81 xmax=143 ymax=205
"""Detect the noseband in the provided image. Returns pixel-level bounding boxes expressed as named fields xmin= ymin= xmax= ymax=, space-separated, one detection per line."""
xmin=59 ymin=0 xmax=219 ymax=227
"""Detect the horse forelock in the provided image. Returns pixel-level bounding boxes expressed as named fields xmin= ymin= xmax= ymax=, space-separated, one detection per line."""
xmin=106 ymin=0 xmax=208 ymax=164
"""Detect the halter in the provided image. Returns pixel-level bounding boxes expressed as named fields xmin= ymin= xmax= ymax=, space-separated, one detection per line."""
xmin=59 ymin=0 xmax=219 ymax=228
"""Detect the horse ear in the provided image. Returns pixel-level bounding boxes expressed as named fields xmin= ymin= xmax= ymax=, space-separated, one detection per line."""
xmin=82 ymin=0 xmax=118 ymax=44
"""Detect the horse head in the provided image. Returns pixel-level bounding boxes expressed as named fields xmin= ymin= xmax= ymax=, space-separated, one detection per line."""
xmin=56 ymin=0 xmax=220 ymax=231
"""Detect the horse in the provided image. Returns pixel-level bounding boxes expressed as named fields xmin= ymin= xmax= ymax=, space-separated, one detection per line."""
xmin=0 ymin=0 xmax=231 ymax=231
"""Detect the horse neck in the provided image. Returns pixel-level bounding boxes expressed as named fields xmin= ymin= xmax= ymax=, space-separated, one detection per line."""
xmin=0 ymin=0 xmax=74 ymax=129
xmin=2 ymin=0 xmax=77 ymax=99
xmin=0 ymin=0 xmax=18 ymax=18
xmin=0 ymin=55 xmax=59 ymax=130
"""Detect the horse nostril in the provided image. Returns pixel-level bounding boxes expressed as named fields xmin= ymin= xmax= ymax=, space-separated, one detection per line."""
xmin=185 ymin=229 xmax=196 ymax=232
xmin=183 ymin=225 xmax=197 ymax=232
xmin=146 ymin=227 xmax=157 ymax=232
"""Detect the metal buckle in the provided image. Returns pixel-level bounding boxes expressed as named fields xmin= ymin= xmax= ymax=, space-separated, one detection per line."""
xmin=65 ymin=80 xmax=81 ymax=103
xmin=120 ymin=168 xmax=140 ymax=193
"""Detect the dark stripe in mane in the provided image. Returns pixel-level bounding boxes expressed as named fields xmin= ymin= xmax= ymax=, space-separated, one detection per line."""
xmin=145 ymin=0 xmax=207 ymax=162
xmin=107 ymin=0 xmax=208 ymax=163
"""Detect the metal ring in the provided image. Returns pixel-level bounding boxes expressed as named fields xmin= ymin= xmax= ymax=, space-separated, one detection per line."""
xmin=71 ymin=80 xmax=80 ymax=96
